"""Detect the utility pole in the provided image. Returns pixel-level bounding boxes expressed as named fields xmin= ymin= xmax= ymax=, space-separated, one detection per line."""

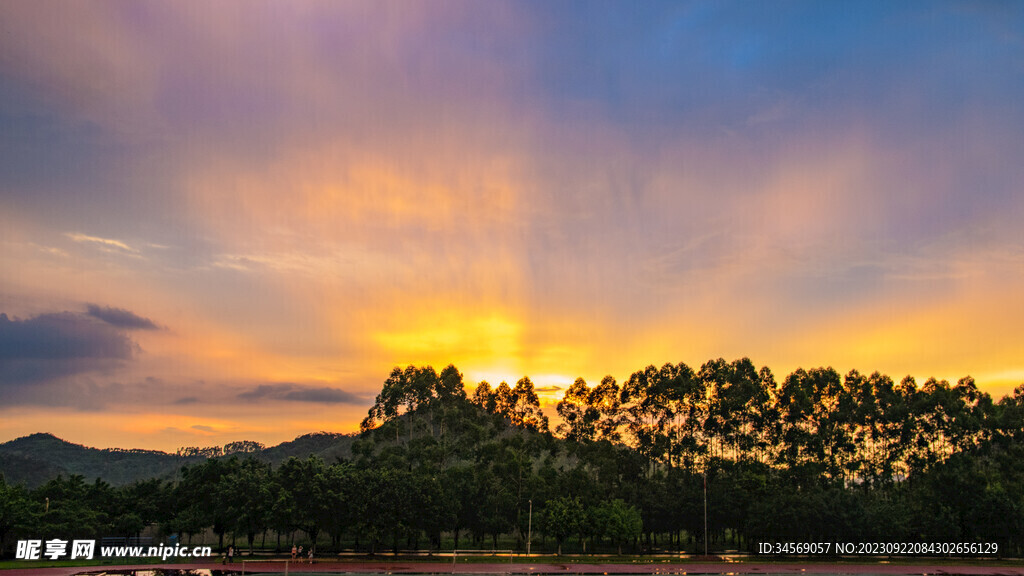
xmin=703 ymin=471 xmax=708 ymax=557
xmin=527 ymin=499 xmax=533 ymax=557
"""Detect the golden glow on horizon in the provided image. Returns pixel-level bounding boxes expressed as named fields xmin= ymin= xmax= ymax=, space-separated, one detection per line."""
xmin=2 ymin=3 xmax=1023 ymax=452
xmin=374 ymin=314 xmax=522 ymax=366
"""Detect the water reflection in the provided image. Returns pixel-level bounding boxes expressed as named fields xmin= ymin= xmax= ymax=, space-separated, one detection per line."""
xmin=77 ymin=570 xmax=237 ymax=576
xmin=76 ymin=571 xmax=905 ymax=576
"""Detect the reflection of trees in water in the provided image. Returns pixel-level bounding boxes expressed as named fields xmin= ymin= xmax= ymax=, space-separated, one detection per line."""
xmin=61 ymin=555 xmax=233 ymax=576
xmin=88 ymin=570 xmax=216 ymax=576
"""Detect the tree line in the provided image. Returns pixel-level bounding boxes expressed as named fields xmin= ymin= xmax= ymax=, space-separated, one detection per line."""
xmin=2 ymin=359 xmax=1024 ymax=558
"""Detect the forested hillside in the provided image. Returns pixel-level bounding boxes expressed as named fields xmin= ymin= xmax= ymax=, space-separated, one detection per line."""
xmin=0 ymin=433 xmax=201 ymax=488
xmin=2 ymin=360 xmax=1023 ymax=558
xmin=0 ymin=432 xmax=356 ymax=489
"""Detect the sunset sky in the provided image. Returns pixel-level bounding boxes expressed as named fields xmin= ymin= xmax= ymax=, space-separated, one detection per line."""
xmin=2 ymin=2 xmax=1023 ymax=451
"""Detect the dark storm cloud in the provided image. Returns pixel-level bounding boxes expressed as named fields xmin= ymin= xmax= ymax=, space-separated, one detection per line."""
xmin=0 ymin=312 xmax=135 ymax=362
xmin=0 ymin=311 xmax=143 ymax=406
xmin=236 ymin=383 xmax=290 ymax=401
xmin=283 ymin=386 xmax=363 ymax=404
xmin=86 ymin=304 xmax=161 ymax=330
xmin=237 ymin=383 xmax=364 ymax=405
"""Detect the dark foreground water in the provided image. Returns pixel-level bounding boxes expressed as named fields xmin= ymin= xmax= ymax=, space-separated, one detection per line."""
xmin=74 ymin=565 xmax=905 ymax=569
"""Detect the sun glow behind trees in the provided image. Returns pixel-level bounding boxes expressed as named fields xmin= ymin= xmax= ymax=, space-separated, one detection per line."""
xmin=3 ymin=358 xmax=1024 ymax=558
xmin=358 ymin=358 xmax=1006 ymax=486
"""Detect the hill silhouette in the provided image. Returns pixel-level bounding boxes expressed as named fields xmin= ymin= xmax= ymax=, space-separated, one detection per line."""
xmin=0 ymin=433 xmax=200 ymax=487
xmin=0 ymin=431 xmax=357 ymax=488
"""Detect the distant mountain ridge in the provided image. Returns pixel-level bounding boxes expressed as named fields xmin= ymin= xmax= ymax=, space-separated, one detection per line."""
xmin=0 ymin=431 xmax=356 ymax=488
